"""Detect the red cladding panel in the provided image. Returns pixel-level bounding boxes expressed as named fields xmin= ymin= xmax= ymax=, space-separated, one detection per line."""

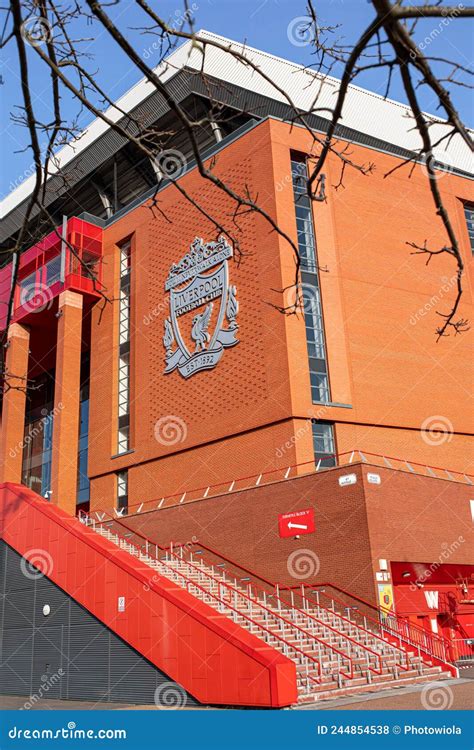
xmin=0 ymin=482 xmax=296 ymax=707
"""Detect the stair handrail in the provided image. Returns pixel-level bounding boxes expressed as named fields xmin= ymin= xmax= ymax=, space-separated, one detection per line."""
xmin=169 ymin=540 xmax=454 ymax=672
xmin=164 ymin=549 xmax=385 ymax=680
xmin=176 ymin=534 xmax=451 ymax=665
xmin=182 ymin=545 xmax=404 ymax=674
xmin=301 ymin=582 xmax=451 ymax=662
xmin=163 ymin=541 xmax=427 ymax=672
xmin=85 ymin=518 xmax=328 ymax=689
xmin=87 ymin=513 xmax=365 ymax=683
xmin=92 ymin=514 xmax=394 ymax=679
xmin=9 ymin=494 xmax=323 ymax=693
xmin=82 ymin=513 xmax=455 ymax=673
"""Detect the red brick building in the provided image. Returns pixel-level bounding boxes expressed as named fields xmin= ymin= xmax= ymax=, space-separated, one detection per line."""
xmin=0 ymin=33 xmax=472 ymax=706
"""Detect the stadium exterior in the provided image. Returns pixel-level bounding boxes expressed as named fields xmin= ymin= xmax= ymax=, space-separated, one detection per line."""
xmin=0 ymin=32 xmax=472 ymax=707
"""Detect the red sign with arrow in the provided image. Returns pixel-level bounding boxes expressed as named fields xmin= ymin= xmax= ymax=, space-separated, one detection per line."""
xmin=278 ymin=508 xmax=315 ymax=538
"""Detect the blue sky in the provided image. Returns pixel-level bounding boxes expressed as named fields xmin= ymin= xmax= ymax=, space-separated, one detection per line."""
xmin=1 ymin=0 xmax=472 ymax=199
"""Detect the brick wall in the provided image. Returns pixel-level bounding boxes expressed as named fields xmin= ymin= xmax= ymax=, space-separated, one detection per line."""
xmin=87 ymin=117 xmax=473 ymax=513
xmin=117 ymin=464 xmax=473 ymax=605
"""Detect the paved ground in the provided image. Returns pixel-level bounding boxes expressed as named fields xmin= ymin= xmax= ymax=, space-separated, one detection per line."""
xmin=302 ymin=679 xmax=474 ymax=711
xmin=1 ymin=667 xmax=473 ymax=711
xmin=0 ymin=696 xmax=210 ymax=710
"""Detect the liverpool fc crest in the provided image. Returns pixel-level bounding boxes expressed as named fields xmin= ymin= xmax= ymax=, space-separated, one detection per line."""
xmin=163 ymin=237 xmax=239 ymax=378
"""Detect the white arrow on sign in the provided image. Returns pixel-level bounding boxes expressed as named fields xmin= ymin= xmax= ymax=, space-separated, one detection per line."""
xmin=288 ymin=522 xmax=308 ymax=530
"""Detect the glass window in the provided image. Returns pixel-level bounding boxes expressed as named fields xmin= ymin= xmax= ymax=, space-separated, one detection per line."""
xmin=77 ymin=395 xmax=90 ymax=504
xmin=291 ymin=156 xmax=331 ymax=404
xmin=117 ymin=471 xmax=128 ymax=512
xmin=312 ymin=422 xmax=336 ymax=468
xmin=19 ymin=271 xmax=37 ymax=305
xmin=464 ymin=204 xmax=474 ymax=253
xmin=116 ymin=240 xmax=132 ymax=454
xmin=45 ymin=256 xmax=62 ymax=286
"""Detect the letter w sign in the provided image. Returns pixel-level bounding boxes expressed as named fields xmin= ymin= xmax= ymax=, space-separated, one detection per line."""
xmin=424 ymin=590 xmax=439 ymax=609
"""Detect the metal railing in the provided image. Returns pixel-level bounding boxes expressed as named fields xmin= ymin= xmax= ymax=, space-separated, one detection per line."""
xmin=81 ymin=515 xmax=326 ymax=691
xmin=79 ymin=512 xmax=460 ymax=677
xmin=87 ymin=451 xmax=473 ymax=518
xmin=82 ymin=512 xmax=395 ymax=687
xmin=167 ymin=541 xmax=458 ymax=675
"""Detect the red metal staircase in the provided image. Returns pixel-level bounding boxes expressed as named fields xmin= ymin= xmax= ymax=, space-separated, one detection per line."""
xmin=0 ymin=483 xmax=456 ymax=707
xmin=82 ymin=514 xmax=457 ymax=704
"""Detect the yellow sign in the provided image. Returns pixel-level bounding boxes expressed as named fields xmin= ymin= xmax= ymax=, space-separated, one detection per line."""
xmin=377 ymin=583 xmax=394 ymax=616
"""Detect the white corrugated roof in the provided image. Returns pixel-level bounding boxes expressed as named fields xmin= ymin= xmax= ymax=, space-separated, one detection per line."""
xmin=2 ymin=29 xmax=472 ymax=218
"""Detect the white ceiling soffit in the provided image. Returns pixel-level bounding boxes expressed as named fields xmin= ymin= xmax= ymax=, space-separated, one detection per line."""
xmin=1 ymin=29 xmax=472 ymax=219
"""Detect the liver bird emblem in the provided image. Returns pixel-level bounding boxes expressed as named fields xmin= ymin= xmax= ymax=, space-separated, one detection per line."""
xmin=191 ymin=302 xmax=213 ymax=353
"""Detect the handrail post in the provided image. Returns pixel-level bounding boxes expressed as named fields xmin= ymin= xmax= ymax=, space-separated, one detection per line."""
xmin=276 ymin=584 xmax=281 ymax=612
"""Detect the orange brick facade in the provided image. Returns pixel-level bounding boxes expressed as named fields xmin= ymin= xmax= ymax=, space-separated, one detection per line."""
xmin=84 ymin=118 xmax=473 ymax=511
xmin=117 ymin=463 xmax=473 ymax=606
xmin=1 ymin=114 xmax=473 ymax=656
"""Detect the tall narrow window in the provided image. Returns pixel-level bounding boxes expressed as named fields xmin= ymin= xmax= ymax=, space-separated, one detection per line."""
xmin=22 ymin=371 xmax=55 ymax=498
xmin=117 ymin=240 xmax=131 ymax=454
xmin=312 ymin=421 xmax=336 ymax=468
xmin=77 ymin=354 xmax=91 ymax=510
xmin=116 ymin=470 xmax=128 ymax=513
xmin=464 ymin=204 xmax=474 ymax=253
xmin=291 ymin=157 xmax=331 ymax=404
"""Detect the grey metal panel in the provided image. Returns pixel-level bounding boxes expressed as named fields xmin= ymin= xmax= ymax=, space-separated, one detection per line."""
xmin=30 ymin=627 xmax=63 ymax=699
xmin=0 ymin=628 xmax=33 ymax=696
xmin=3 ymin=590 xmax=35 ymax=629
xmin=0 ymin=541 xmax=200 ymax=706
xmin=67 ymin=624 xmax=110 ymax=701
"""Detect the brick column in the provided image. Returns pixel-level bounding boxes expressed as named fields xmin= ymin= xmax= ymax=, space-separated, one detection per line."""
xmin=0 ymin=323 xmax=30 ymax=483
xmin=50 ymin=291 xmax=83 ymax=515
